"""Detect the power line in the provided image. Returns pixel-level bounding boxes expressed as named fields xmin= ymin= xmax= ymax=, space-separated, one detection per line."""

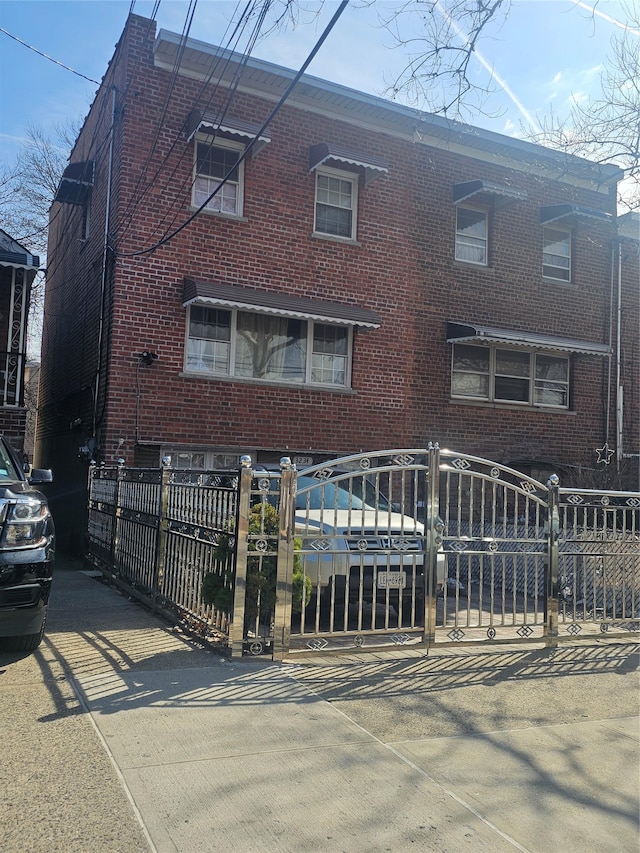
xmin=116 ymin=0 xmax=264 ymax=245
xmin=0 ymin=26 xmax=100 ymax=85
xmin=123 ymin=0 xmax=350 ymax=257
xmin=129 ymin=1 xmax=276 ymax=248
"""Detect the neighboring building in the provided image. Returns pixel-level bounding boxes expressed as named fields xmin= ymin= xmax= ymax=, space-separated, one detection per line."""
xmin=37 ymin=14 xmax=639 ymax=555
xmin=0 ymin=228 xmax=39 ymax=456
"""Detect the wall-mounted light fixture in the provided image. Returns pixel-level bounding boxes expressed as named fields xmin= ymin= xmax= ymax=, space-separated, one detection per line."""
xmin=140 ymin=351 xmax=158 ymax=366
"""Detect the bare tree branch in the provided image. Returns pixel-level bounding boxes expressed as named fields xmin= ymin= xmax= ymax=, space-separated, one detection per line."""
xmin=371 ymin=0 xmax=511 ymax=119
xmin=528 ymin=7 xmax=640 ymax=211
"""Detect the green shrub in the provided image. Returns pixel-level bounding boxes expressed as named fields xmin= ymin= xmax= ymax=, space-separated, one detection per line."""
xmin=201 ymin=501 xmax=311 ymax=620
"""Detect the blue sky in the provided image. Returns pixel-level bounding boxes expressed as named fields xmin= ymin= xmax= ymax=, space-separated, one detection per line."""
xmin=0 ymin=0 xmax=634 ymax=169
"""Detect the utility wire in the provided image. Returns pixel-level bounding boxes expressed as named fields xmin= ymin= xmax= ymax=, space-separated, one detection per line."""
xmin=123 ymin=0 xmax=349 ymax=257
xmin=0 ymin=26 xmax=100 ymax=84
xmin=127 ymin=0 xmax=274 ymax=248
xmin=117 ymin=0 xmax=200 ymax=232
xmin=117 ymin=0 xmax=262 ymax=245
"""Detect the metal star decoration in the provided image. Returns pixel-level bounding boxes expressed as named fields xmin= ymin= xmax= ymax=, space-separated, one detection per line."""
xmin=595 ymin=443 xmax=614 ymax=465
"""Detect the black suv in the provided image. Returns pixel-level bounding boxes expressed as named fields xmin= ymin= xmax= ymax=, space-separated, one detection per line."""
xmin=0 ymin=436 xmax=54 ymax=652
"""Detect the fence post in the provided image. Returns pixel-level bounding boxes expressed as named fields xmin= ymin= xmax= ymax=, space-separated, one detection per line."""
xmin=153 ymin=456 xmax=172 ymax=611
xmin=424 ymin=442 xmax=441 ymax=647
xmin=229 ymin=456 xmax=252 ymax=658
xmin=111 ymin=458 xmax=125 ymax=573
xmin=87 ymin=460 xmax=97 ymax=565
xmin=545 ymin=474 xmax=560 ymax=648
xmin=273 ymin=457 xmax=296 ymax=661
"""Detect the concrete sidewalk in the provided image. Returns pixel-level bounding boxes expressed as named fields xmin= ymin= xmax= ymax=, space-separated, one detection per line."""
xmin=1 ymin=564 xmax=638 ymax=853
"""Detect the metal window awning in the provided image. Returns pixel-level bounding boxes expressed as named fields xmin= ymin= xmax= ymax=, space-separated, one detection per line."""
xmin=183 ymin=279 xmax=381 ymax=328
xmin=0 ymin=230 xmax=40 ymax=271
xmin=446 ymin=321 xmax=611 ymax=356
xmin=540 ymin=204 xmax=612 ymax=228
xmin=185 ymin=110 xmax=270 ymax=156
xmin=453 ymin=180 xmax=527 ymax=209
xmin=309 ymin=143 xmax=388 ymax=185
xmin=54 ymin=160 xmax=94 ymax=205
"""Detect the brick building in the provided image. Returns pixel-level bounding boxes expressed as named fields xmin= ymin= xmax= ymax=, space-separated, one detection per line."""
xmin=37 ymin=14 xmax=638 ymax=554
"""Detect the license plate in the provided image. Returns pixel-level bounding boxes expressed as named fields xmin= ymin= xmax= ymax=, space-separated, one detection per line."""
xmin=377 ymin=571 xmax=406 ymax=589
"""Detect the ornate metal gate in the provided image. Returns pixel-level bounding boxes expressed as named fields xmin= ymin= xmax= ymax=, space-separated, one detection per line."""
xmin=275 ymin=445 xmax=638 ymax=658
xmin=86 ymin=448 xmax=639 ymax=659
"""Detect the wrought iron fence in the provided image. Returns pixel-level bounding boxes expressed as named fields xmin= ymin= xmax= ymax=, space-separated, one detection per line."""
xmin=87 ymin=461 xmax=239 ymax=649
xmin=86 ymin=448 xmax=640 ymax=659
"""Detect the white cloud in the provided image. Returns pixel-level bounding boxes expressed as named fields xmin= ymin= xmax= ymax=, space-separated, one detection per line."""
xmin=568 ymin=90 xmax=589 ymax=106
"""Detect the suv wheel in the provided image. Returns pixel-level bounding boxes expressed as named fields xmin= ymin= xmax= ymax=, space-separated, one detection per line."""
xmin=3 ymin=622 xmax=46 ymax=652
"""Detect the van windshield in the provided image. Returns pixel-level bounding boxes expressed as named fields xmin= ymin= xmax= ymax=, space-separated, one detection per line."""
xmin=295 ymin=475 xmax=390 ymax=511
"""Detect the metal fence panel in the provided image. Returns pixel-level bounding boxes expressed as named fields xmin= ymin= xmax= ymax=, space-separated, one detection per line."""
xmin=558 ymin=489 xmax=640 ymax=638
xmin=86 ymin=462 xmax=240 ymax=650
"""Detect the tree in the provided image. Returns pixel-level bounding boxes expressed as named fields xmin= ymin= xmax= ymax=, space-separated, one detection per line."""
xmin=528 ymin=7 xmax=640 ymax=211
xmin=262 ymin=2 xmax=639 ymax=209
xmin=203 ymin=501 xmax=311 ymax=627
xmin=0 ymin=122 xmax=78 ymax=355
xmin=373 ymin=0 xmax=510 ymax=119
xmin=0 ymin=123 xmax=77 ymax=255
xmin=367 ymin=0 xmax=639 ymax=209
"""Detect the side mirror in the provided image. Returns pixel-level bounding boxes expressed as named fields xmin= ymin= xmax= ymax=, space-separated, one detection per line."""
xmin=28 ymin=468 xmax=53 ymax=485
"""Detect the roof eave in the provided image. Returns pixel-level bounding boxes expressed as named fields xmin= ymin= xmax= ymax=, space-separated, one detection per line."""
xmin=154 ymin=28 xmax=623 ymax=188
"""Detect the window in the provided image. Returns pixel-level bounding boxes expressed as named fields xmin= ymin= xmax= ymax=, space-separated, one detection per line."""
xmin=534 ymin=355 xmax=570 ymax=406
xmin=163 ymin=449 xmax=243 ymax=470
xmin=235 ymin=314 xmax=306 ymax=382
xmin=186 ymin=305 xmax=352 ymax=387
xmin=187 ymin=307 xmax=231 ymax=374
xmin=542 ymin=227 xmax=571 ymax=281
xmin=455 ymin=207 xmax=488 ymax=265
xmin=311 ymin=325 xmax=348 ymax=385
xmin=193 ymin=138 xmax=244 ymax=216
xmin=452 ymin=344 xmax=569 ymax=408
xmin=314 ymin=169 xmax=357 ymax=239
xmin=81 ymin=199 xmax=91 ymax=241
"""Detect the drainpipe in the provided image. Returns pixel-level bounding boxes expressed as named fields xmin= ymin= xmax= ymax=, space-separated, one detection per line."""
xmin=615 ymin=237 xmax=623 ymax=471
xmin=606 ymin=245 xmax=615 ymax=450
xmin=92 ymin=85 xmax=117 ymax=444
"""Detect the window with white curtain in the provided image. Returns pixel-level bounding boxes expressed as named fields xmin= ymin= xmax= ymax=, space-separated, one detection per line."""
xmin=455 ymin=207 xmax=488 ymax=265
xmin=186 ymin=305 xmax=352 ymax=387
xmin=452 ymin=343 xmax=569 ymax=408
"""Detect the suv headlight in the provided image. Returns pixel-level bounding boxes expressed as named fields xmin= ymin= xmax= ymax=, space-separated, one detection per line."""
xmin=2 ymin=498 xmax=50 ymax=547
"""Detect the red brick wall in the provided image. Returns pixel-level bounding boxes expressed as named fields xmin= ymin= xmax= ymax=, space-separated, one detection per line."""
xmin=39 ymin=13 xmax=635 ymax=559
xmin=95 ymin=16 xmax=619 ymax=475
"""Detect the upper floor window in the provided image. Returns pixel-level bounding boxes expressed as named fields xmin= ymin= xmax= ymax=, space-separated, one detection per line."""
xmin=455 ymin=207 xmax=488 ymax=265
xmin=314 ymin=169 xmax=357 ymax=240
xmin=186 ymin=305 xmax=351 ymax=388
xmin=451 ymin=343 xmax=569 ymax=408
xmin=193 ymin=138 xmax=244 ymax=216
xmin=542 ymin=226 xmax=571 ymax=281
